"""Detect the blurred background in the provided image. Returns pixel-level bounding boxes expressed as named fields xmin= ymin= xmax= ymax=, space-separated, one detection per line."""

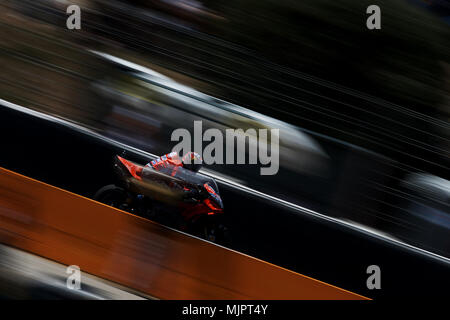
xmin=0 ymin=0 xmax=449 ymax=276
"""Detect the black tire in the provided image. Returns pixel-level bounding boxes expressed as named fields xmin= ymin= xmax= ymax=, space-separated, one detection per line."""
xmin=94 ymin=184 xmax=128 ymax=209
xmin=190 ymin=215 xmax=231 ymax=246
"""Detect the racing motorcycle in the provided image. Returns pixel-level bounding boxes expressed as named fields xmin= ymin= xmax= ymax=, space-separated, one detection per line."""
xmin=94 ymin=154 xmax=228 ymax=244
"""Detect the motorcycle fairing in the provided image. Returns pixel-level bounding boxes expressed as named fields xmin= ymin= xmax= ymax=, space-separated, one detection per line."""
xmin=117 ymin=156 xmax=143 ymax=180
xmin=204 ymin=183 xmax=224 ymax=210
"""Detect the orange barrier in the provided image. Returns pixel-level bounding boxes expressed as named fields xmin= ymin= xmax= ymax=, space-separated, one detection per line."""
xmin=0 ymin=167 xmax=368 ymax=299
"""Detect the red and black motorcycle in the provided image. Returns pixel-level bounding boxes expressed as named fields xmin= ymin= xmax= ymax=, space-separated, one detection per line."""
xmin=94 ymin=154 xmax=229 ymax=243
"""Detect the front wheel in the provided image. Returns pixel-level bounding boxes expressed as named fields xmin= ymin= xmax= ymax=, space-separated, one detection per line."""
xmin=190 ymin=215 xmax=231 ymax=246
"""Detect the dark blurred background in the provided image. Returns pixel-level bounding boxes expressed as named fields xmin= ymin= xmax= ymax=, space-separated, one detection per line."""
xmin=0 ymin=0 xmax=449 ymax=259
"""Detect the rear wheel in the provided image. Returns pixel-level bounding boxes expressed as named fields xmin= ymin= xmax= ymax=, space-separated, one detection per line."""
xmin=94 ymin=184 xmax=129 ymax=210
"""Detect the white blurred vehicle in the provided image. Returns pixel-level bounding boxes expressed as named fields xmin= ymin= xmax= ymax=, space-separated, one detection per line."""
xmin=92 ymin=52 xmax=329 ymax=176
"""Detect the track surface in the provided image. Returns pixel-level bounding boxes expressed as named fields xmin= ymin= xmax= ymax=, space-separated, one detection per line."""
xmin=1 ymin=101 xmax=449 ymax=299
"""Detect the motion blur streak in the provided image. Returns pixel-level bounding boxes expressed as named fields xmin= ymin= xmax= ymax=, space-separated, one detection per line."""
xmin=3 ymin=97 xmax=447 ymax=266
xmin=0 ymin=166 xmax=367 ymax=300
xmin=1 ymin=0 xmax=449 ymax=299
xmin=0 ymin=244 xmax=147 ymax=299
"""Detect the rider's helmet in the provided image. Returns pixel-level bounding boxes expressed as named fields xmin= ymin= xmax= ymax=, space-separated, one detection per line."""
xmin=182 ymin=151 xmax=203 ymax=173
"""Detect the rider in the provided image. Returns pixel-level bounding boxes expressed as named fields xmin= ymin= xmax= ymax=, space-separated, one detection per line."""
xmin=145 ymin=151 xmax=204 ymax=197
xmin=145 ymin=151 xmax=223 ymax=215
xmin=145 ymin=151 xmax=202 ymax=177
